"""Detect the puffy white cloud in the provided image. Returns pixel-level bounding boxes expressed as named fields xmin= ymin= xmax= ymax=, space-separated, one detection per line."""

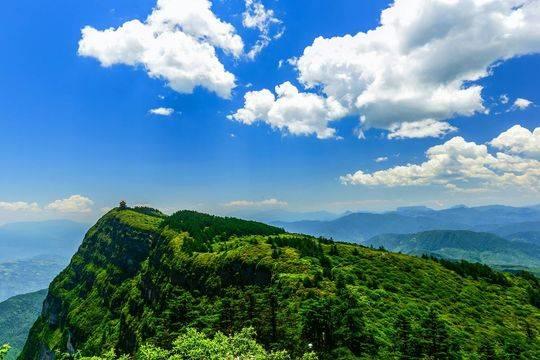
xmin=490 ymin=125 xmax=540 ymax=159
xmin=388 ymin=119 xmax=457 ymax=139
xmin=512 ymin=98 xmax=534 ymax=110
xmin=78 ymin=0 xmax=244 ymax=98
xmin=0 ymin=201 xmax=40 ymax=212
xmin=500 ymin=94 xmax=510 ymax=105
xmin=149 ymin=107 xmax=174 ymax=116
xmin=243 ymin=0 xmax=284 ymax=59
xmin=375 ymin=157 xmax=388 ymax=163
xmin=341 ymin=125 xmax=540 ymax=191
xmin=234 ymin=0 xmax=540 ymax=138
xmin=229 ymin=82 xmax=347 ymax=139
xmin=46 ymin=195 xmax=94 ymax=213
xmin=224 ymin=198 xmax=288 ymax=208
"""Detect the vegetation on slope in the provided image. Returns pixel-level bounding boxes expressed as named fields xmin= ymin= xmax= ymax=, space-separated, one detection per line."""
xmin=20 ymin=208 xmax=540 ymax=359
xmin=60 ymin=327 xmax=316 ymax=360
xmin=0 ymin=290 xmax=47 ymax=360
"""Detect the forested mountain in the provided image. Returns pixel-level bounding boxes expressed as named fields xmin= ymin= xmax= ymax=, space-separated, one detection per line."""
xmin=0 ymin=290 xmax=46 ymax=360
xmin=365 ymin=230 xmax=540 ymax=271
xmin=20 ymin=207 xmax=540 ymax=359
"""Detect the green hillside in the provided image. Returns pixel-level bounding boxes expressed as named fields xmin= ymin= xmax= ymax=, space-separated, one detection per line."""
xmin=365 ymin=230 xmax=540 ymax=271
xmin=20 ymin=208 xmax=540 ymax=359
xmin=0 ymin=290 xmax=47 ymax=360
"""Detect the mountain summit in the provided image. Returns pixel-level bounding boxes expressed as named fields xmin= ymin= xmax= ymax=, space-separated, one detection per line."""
xmin=21 ymin=207 xmax=540 ymax=359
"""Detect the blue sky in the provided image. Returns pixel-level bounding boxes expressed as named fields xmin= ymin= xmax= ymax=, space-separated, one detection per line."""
xmin=1 ymin=0 xmax=539 ymax=223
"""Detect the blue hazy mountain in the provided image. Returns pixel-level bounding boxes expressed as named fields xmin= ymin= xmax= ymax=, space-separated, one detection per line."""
xmin=225 ymin=209 xmax=341 ymax=223
xmin=0 ymin=220 xmax=88 ymax=262
xmin=274 ymin=212 xmax=467 ymax=243
xmin=275 ymin=205 xmax=540 ymax=243
xmin=0 ymin=255 xmax=67 ymax=302
xmin=0 ymin=220 xmax=89 ymax=301
xmin=473 ymin=221 xmax=540 ymax=246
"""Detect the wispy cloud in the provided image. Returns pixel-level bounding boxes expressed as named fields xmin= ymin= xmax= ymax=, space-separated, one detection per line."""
xmin=243 ymin=0 xmax=284 ymax=59
xmin=46 ymin=195 xmax=94 ymax=213
xmin=0 ymin=201 xmax=40 ymax=212
xmin=224 ymin=198 xmax=287 ymax=208
xmin=149 ymin=107 xmax=174 ymax=116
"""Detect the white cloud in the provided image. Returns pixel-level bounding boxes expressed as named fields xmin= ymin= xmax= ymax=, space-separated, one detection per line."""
xmin=375 ymin=157 xmax=388 ymax=163
xmin=233 ymin=0 xmax=540 ymax=138
xmin=512 ymin=98 xmax=534 ymax=110
xmin=0 ymin=201 xmax=40 ymax=212
xmin=341 ymin=125 xmax=540 ymax=192
xmin=243 ymin=0 xmax=284 ymax=59
xmin=150 ymin=107 xmax=174 ymax=116
xmin=500 ymin=94 xmax=509 ymax=104
xmin=46 ymin=195 xmax=94 ymax=213
xmin=490 ymin=124 xmax=540 ymax=159
xmin=229 ymin=82 xmax=347 ymax=139
xmin=224 ymin=198 xmax=288 ymax=208
xmin=78 ymin=0 xmax=244 ymax=98
xmin=388 ymin=119 xmax=457 ymax=139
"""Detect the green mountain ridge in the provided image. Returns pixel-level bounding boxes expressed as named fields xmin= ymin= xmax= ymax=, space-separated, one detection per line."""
xmin=0 ymin=290 xmax=47 ymax=360
xmin=20 ymin=208 xmax=540 ymax=359
xmin=365 ymin=230 xmax=540 ymax=272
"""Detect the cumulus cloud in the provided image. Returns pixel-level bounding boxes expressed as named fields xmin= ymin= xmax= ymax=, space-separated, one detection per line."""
xmin=375 ymin=157 xmax=388 ymax=163
xmin=512 ymin=98 xmax=534 ymax=110
xmin=233 ymin=0 xmax=540 ymax=138
xmin=341 ymin=125 xmax=540 ymax=192
xmin=0 ymin=201 xmax=40 ymax=212
xmin=388 ymin=120 xmax=457 ymax=139
xmin=78 ymin=0 xmax=244 ymax=98
xmin=490 ymin=125 xmax=540 ymax=159
xmin=46 ymin=195 xmax=94 ymax=213
xmin=224 ymin=198 xmax=288 ymax=208
xmin=149 ymin=107 xmax=174 ymax=116
xmin=229 ymin=82 xmax=347 ymax=139
xmin=243 ymin=0 xmax=284 ymax=59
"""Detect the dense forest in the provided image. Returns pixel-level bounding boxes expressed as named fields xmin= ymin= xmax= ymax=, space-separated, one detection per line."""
xmin=0 ymin=290 xmax=47 ymax=360
xmin=19 ymin=207 xmax=540 ymax=359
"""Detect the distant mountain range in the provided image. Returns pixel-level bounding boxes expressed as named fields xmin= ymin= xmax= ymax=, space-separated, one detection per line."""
xmin=224 ymin=209 xmax=341 ymax=223
xmin=0 ymin=289 xmax=46 ymax=360
xmin=274 ymin=205 xmax=540 ymax=243
xmin=0 ymin=255 xmax=68 ymax=302
xmin=0 ymin=220 xmax=88 ymax=262
xmin=365 ymin=230 xmax=540 ymax=272
xmin=0 ymin=220 xmax=88 ymax=301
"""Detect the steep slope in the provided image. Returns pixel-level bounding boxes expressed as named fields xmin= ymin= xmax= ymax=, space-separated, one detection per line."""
xmin=21 ymin=208 xmax=540 ymax=359
xmin=365 ymin=230 xmax=540 ymax=269
xmin=0 ymin=290 xmax=47 ymax=360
